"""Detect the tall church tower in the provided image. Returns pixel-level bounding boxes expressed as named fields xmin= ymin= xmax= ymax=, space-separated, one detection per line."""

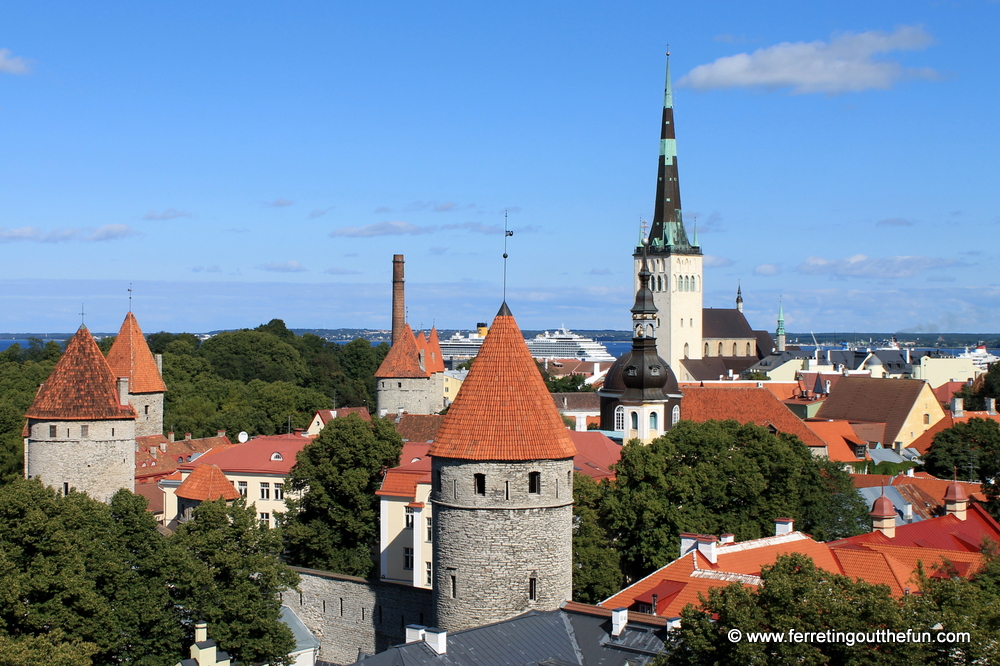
xmin=25 ymin=326 xmax=137 ymax=503
xmin=429 ymin=302 xmax=576 ymax=633
xmin=106 ymin=312 xmax=166 ymax=437
xmin=636 ymin=52 xmax=703 ymax=380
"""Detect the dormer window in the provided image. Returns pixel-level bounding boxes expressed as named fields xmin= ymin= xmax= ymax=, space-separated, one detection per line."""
xmin=271 ymin=452 xmax=283 ymax=461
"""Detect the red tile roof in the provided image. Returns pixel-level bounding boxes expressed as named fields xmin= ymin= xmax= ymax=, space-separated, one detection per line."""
xmin=816 ymin=377 xmax=930 ymax=447
xmin=376 ymin=443 xmax=431 ymax=499
xmin=135 ymin=435 xmax=233 ymax=482
xmin=133 ymin=480 xmax=165 ymax=514
xmin=804 ymin=419 xmax=866 ymax=461
xmin=376 ymin=324 xmax=430 ymax=378
xmin=831 ymin=503 xmax=1000 ymax=551
xmin=680 ymin=387 xmax=826 ymax=448
xmin=182 ymin=432 xmax=311 ymax=476
xmin=423 ymin=328 xmax=446 ymax=374
xmin=395 ymin=414 xmax=444 ymax=443
xmin=850 ymin=473 xmax=985 ymax=503
xmin=933 ymin=381 xmax=967 ymax=407
xmin=105 ymin=312 xmax=167 ymax=394
xmin=429 ymin=304 xmax=577 ymax=461
xmin=25 ymin=326 xmax=137 ymax=421
xmin=316 ymin=407 xmax=372 ymax=424
xmin=680 ymin=381 xmax=801 ymax=401
xmin=175 ymin=463 xmax=240 ymax=501
xmin=569 ymin=430 xmax=620 ymax=481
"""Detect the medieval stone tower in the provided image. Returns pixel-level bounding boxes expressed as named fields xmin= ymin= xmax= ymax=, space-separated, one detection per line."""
xmin=376 ymin=323 xmax=445 ymax=416
xmin=24 ymin=326 xmax=137 ymax=503
xmin=106 ymin=311 xmax=166 ymax=437
xmin=428 ymin=302 xmax=576 ymax=633
xmin=637 ymin=52 xmax=703 ymax=379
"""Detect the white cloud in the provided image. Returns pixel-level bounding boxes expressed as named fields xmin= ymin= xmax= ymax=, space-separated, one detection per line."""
xmin=192 ymin=265 xmax=222 ymax=273
xmin=703 ymin=255 xmax=735 ymax=268
xmin=263 ymin=198 xmax=293 ymax=207
xmin=143 ymin=208 xmax=192 ymax=221
xmin=0 ymin=224 xmax=138 ymax=243
xmin=679 ymin=26 xmax=937 ymax=94
xmin=797 ymin=254 xmax=958 ymax=279
xmin=309 ymin=207 xmax=333 ymax=219
xmin=258 ymin=260 xmax=307 ymax=273
xmin=754 ymin=263 xmax=781 ymax=276
xmin=330 ymin=221 xmax=434 ymax=237
xmin=324 ymin=267 xmax=362 ymax=275
xmin=0 ymin=48 xmax=30 ymax=75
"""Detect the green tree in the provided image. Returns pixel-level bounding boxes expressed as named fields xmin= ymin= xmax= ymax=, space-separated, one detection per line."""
xmin=923 ymin=418 xmax=1000 ymax=489
xmin=199 ymin=330 xmax=308 ymax=384
xmin=605 ymin=421 xmax=868 ymax=582
xmin=281 ymin=414 xmax=403 ymax=576
xmin=174 ymin=498 xmax=299 ymax=666
xmin=955 ymin=362 xmax=1000 ymax=411
xmin=572 ymin=473 xmax=623 ymax=603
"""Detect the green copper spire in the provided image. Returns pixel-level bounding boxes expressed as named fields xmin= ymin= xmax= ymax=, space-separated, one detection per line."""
xmin=776 ymin=301 xmax=786 ymax=337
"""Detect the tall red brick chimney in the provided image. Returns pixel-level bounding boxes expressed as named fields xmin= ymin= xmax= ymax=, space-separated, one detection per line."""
xmin=392 ymin=254 xmax=405 ymax=344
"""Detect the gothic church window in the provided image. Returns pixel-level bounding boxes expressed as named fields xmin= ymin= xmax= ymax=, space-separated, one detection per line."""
xmin=746 ymin=343 xmax=752 ymax=355
xmin=672 ymin=405 xmax=681 ymax=425
xmin=705 ymin=343 xmax=710 ymax=356
xmin=733 ymin=343 xmax=738 ymax=356
xmin=684 ymin=343 xmax=689 ymax=358
xmin=718 ymin=343 xmax=724 ymax=355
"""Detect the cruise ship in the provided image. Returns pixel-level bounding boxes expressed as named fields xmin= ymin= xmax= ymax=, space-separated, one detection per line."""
xmin=439 ymin=324 xmax=616 ymax=362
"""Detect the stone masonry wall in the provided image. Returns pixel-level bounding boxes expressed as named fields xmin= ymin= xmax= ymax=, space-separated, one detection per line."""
xmin=282 ymin=567 xmax=432 ymax=665
xmin=377 ymin=375 xmax=443 ymax=416
xmin=25 ymin=418 xmax=136 ymax=503
xmin=431 ymin=458 xmax=574 ymax=632
xmin=129 ymin=392 xmax=164 ymax=438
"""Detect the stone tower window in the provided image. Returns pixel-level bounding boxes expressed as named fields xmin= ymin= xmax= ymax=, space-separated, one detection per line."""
xmin=474 ymin=473 xmax=486 ymax=495
xmin=450 ymin=574 xmax=457 ymax=598
xmin=145 ymin=405 xmax=149 ymax=415
xmin=49 ymin=425 xmax=56 ymax=438
xmin=614 ymin=406 xmax=625 ymax=431
xmin=529 ymin=577 xmax=538 ymax=601
xmin=81 ymin=425 xmax=88 ymax=438
xmin=528 ymin=471 xmax=541 ymax=494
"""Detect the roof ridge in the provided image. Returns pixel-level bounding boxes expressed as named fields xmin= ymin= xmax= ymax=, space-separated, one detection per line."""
xmin=106 ymin=312 xmax=167 ymax=393
xmin=375 ymin=324 xmax=429 ymax=378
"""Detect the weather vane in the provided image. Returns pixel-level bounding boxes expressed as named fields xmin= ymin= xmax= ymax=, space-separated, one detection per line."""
xmin=503 ymin=210 xmax=514 ymax=301
xmin=128 ymin=283 xmax=133 ymax=312
xmin=79 ymin=303 xmax=86 ymax=327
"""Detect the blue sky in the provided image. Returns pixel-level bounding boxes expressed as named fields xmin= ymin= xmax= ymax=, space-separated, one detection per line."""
xmin=1 ymin=1 xmax=998 ymax=335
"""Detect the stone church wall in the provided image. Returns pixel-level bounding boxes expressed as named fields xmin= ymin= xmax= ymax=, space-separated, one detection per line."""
xmin=282 ymin=567 xmax=432 ymax=665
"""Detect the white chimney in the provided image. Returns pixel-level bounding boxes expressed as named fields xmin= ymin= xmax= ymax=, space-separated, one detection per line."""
xmin=775 ymin=518 xmax=794 ymax=536
xmin=696 ymin=535 xmax=717 ymax=564
xmin=720 ymin=533 xmax=735 ymax=545
xmin=405 ymin=624 xmax=426 ymax=643
xmin=680 ymin=533 xmax=699 ymax=556
xmin=903 ymin=503 xmax=913 ymax=522
xmin=952 ymin=397 xmax=965 ymax=418
xmin=611 ymin=608 xmax=628 ymax=637
xmin=117 ymin=377 xmax=129 ymax=406
xmin=424 ymin=628 xmax=447 ymax=654
xmin=988 ymin=398 xmax=997 ymax=416
xmin=825 ymin=380 xmax=831 ymax=394
xmin=194 ymin=622 xmax=208 ymax=643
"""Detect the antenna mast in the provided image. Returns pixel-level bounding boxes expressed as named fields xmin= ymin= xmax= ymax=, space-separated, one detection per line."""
xmin=503 ymin=210 xmax=514 ymax=301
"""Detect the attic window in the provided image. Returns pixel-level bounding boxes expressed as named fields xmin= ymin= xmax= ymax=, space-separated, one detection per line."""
xmin=177 ymin=457 xmax=184 ymax=463
xmin=271 ymin=452 xmax=283 ymax=461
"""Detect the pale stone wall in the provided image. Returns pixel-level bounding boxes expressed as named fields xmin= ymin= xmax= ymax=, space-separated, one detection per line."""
xmin=377 ymin=374 xmax=445 ymax=416
xmin=25 ymin=418 xmax=136 ymax=503
xmin=129 ymin=392 xmax=164 ymax=438
xmin=431 ymin=457 xmax=574 ymax=633
xmin=282 ymin=567 xmax=432 ymax=665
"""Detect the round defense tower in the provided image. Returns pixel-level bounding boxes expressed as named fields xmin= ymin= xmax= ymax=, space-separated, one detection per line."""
xmin=429 ymin=302 xmax=576 ymax=632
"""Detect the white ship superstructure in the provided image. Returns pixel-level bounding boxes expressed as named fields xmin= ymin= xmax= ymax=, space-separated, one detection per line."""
xmin=439 ymin=324 xmax=616 ymax=363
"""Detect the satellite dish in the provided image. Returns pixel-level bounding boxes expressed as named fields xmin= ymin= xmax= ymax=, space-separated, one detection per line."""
xmin=238 ymin=431 xmax=249 ymax=443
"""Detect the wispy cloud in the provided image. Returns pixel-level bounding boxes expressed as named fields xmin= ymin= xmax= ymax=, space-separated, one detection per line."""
xmin=263 ymin=198 xmax=294 ymax=207
xmin=442 ymin=222 xmax=501 ymax=234
xmin=324 ymin=267 xmax=362 ymax=275
xmin=797 ymin=254 xmax=958 ymax=279
xmin=704 ymin=255 xmax=735 ymax=268
xmin=309 ymin=207 xmax=333 ymax=219
xmin=0 ymin=224 xmax=138 ymax=243
xmin=588 ymin=268 xmax=612 ymax=275
xmin=689 ymin=211 xmax=724 ymax=233
xmin=143 ymin=208 xmax=192 ymax=221
xmin=373 ymin=206 xmax=392 ymax=214
xmin=680 ymin=26 xmax=937 ymax=94
xmin=258 ymin=260 xmax=307 ymax=273
xmin=192 ymin=265 xmax=222 ymax=273
xmin=429 ymin=246 xmax=448 ymax=255
xmin=754 ymin=263 xmax=781 ymax=276
xmin=330 ymin=221 xmax=434 ymax=237
xmin=0 ymin=48 xmax=31 ymax=75
xmin=876 ymin=217 xmax=912 ymax=227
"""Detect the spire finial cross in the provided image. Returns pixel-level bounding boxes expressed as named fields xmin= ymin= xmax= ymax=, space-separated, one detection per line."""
xmin=79 ymin=303 xmax=86 ymax=327
xmin=128 ymin=283 xmax=133 ymax=312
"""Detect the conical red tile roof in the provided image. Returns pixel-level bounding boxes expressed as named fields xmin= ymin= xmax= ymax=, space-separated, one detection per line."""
xmin=429 ymin=303 xmax=576 ymax=461
xmin=376 ymin=324 xmax=430 ymax=378
xmin=426 ymin=327 xmax=446 ymax=373
xmin=176 ymin=463 xmax=240 ymax=501
xmin=26 ymin=327 xmax=137 ymax=421
xmin=106 ymin=312 xmax=167 ymax=394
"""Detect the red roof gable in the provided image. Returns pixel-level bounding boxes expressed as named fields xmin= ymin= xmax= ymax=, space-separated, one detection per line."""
xmin=176 ymin=463 xmax=240 ymax=501
xmin=429 ymin=303 xmax=576 ymax=461
xmin=25 ymin=326 xmax=137 ymax=421
xmin=680 ymin=386 xmax=826 ymax=448
xmin=805 ymin=419 xmax=867 ymax=461
xmin=376 ymin=443 xmax=432 ymax=499
xmin=105 ymin=312 xmax=167 ymax=394
xmin=376 ymin=324 xmax=430 ymax=378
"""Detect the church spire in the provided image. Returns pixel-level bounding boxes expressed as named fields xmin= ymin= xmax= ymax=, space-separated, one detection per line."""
xmin=646 ymin=50 xmax=698 ymax=256
xmin=776 ymin=300 xmax=787 ymax=352
xmin=736 ymin=282 xmax=744 ymax=313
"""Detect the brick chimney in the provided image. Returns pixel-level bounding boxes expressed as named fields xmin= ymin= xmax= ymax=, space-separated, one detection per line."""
xmin=392 ymin=254 xmax=405 ymax=344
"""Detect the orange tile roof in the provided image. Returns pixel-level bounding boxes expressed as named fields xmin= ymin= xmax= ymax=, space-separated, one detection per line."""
xmin=316 ymin=407 xmax=371 ymax=424
xmin=832 ymin=548 xmax=913 ymax=596
xmin=569 ymin=430 xmax=620 ymax=481
xmin=25 ymin=326 xmax=137 ymax=421
xmin=134 ymin=435 xmax=233 ymax=482
xmin=376 ymin=443 xmax=432 ymax=498
xmin=175 ymin=463 xmax=240 ymax=501
xmin=804 ymin=419 xmax=866 ymax=461
xmin=680 ymin=387 xmax=826 ymax=448
xmin=429 ymin=303 xmax=576 ymax=461
xmin=933 ymin=381 xmax=967 ymax=407
xmin=133 ymin=480 xmax=165 ymax=514
xmin=375 ymin=324 xmax=430 ymax=378
xmin=105 ymin=312 xmax=167 ymax=394
xmin=416 ymin=328 xmax=446 ymax=374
